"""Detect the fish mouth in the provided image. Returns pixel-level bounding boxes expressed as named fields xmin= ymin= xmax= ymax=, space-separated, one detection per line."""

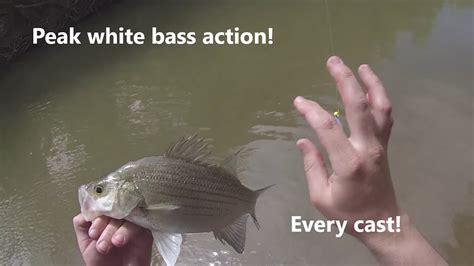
xmin=78 ymin=185 xmax=86 ymax=206
xmin=78 ymin=185 xmax=99 ymax=221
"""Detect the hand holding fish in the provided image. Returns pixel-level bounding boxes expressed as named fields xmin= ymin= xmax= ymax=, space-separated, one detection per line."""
xmin=294 ymin=56 xmax=446 ymax=266
xmin=75 ymin=135 xmax=272 ymax=266
xmin=73 ymin=214 xmax=152 ymax=266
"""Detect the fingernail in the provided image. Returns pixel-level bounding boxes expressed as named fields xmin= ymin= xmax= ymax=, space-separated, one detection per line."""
xmin=328 ymin=56 xmax=342 ymax=65
xmin=360 ymin=64 xmax=370 ymax=71
xmin=113 ymin=234 xmax=125 ymax=246
xmin=98 ymin=241 xmax=110 ymax=253
xmin=88 ymin=228 xmax=97 ymax=238
xmin=296 ymin=140 xmax=307 ymax=153
xmin=295 ymin=96 xmax=305 ymax=103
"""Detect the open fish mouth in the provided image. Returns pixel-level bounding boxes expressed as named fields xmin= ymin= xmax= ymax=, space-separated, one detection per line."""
xmin=78 ymin=185 xmax=100 ymax=221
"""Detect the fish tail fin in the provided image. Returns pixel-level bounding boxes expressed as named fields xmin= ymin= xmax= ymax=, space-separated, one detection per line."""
xmin=251 ymin=184 xmax=275 ymax=230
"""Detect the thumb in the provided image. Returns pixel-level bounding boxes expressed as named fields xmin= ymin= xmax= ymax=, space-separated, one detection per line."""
xmin=296 ymin=138 xmax=329 ymax=204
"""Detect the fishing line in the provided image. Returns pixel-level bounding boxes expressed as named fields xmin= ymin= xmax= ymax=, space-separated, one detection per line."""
xmin=324 ymin=0 xmax=335 ymax=55
xmin=323 ymin=0 xmax=342 ymax=126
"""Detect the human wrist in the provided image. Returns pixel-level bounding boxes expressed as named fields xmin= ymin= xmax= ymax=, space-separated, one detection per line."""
xmin=357 ymin=213 xmax=415 ymax=264
xmin=355 ymin=212 xmax=447 ymax=266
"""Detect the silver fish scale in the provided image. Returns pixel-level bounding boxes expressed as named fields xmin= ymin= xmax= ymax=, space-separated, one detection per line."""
xmin=123 ymin=156 xmax=256 ymax=224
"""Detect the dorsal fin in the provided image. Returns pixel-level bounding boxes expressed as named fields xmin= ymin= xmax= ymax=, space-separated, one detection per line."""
xmin=165 ymin=134 xmax=212 ymax=163
xmin=220 ymin=146 xmax=255 ymax=179
xmin=220 ymin=146 xmax=244 ymax=176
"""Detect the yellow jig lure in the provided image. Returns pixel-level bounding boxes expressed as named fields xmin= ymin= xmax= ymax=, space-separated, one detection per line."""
xmin=333 ymin=108 xmax=342 ymax=127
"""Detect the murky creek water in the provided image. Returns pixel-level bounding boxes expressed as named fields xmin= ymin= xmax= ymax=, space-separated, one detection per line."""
xmin=0 ymin=0 xmax=472 ymax=265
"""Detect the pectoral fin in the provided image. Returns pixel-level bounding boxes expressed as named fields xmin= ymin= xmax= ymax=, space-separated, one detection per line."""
xmin=151 ymin=231 xmax=182 ymax=266
xmin=145 ymin=203 xmax=180 ymax=211
xmin=213 ymin=214 xmax=248 ymax=254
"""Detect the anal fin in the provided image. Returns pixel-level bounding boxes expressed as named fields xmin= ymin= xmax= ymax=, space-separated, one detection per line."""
xmin=151 ymin=231 xmax=182 ymax=266
xmin=213 ymin=214 xmax=248 ymax=254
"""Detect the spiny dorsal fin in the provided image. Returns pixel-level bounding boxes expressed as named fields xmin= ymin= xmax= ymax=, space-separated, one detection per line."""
xmin=165 ymin=134 xmax=212 ymax=163
xmin=213 ymin=214 xmax=248 ymax=254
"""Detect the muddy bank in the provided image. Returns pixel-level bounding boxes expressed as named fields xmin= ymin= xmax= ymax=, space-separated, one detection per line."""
xmin=0 ymin=0 xmax=120 ymax=67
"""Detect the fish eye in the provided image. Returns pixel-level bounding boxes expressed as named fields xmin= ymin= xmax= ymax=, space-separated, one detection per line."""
xmin=94 ymin=185 xmax=104 ymax=194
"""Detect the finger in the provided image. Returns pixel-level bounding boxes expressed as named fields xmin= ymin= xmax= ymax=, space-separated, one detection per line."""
xmin=326 ymin=56 xmax=375 ymax=141
xmin=294 ymin=96 xmax=355 ymax=165
xmin=112 ymin=221 xmax=143 ymax=247
xmin=96 ymin=219 xmax=123 ymax=254
xmin=358 ymin=64 xmax=393 ymax=136
xmin=296 ymin=138 xmax=329 ymax=203
xmin=88 ymin=216 xmax=110 ymax=240
xmin=72 ymin=214 xmax=92 ymax=253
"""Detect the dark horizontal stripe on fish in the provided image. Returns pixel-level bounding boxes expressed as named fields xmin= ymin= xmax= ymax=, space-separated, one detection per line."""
xmin=179 ymin=204 xmax=230 ymax=212
xmin=156 ymin=190 xmax=238 ymax=206
xmin=183 ymin=212 xmax=214 ymax=217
